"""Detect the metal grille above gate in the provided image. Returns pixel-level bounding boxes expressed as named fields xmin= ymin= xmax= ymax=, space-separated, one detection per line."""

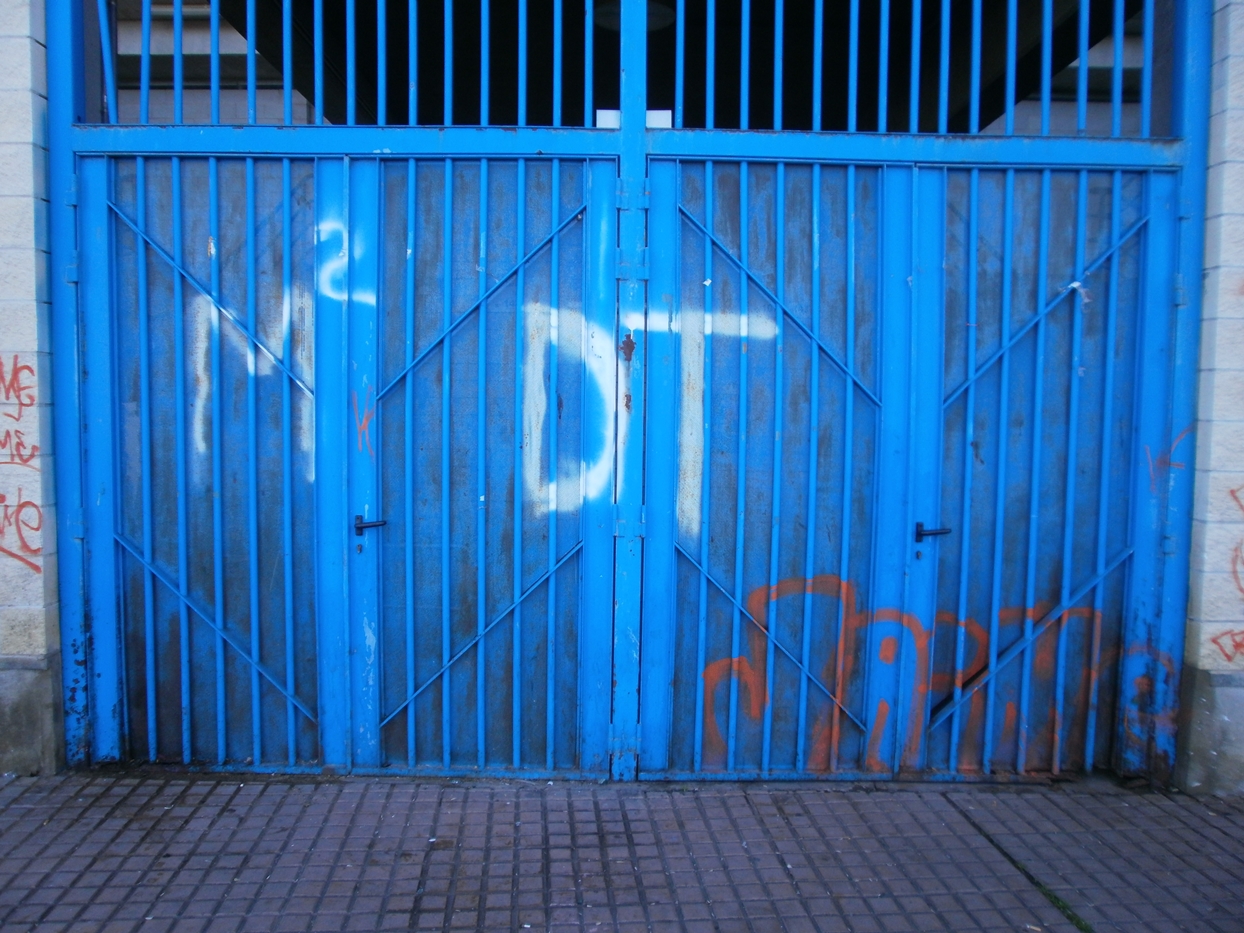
xmin=51 ymin=0 xmax=1208 ymax=782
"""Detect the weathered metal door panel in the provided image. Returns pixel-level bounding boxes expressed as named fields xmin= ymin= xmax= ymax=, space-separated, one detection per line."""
xmin=80 ymin=155 xmax=322 ymax=768
xmin=637 ymin=159 xmax=1182 ymax=780
xmin=330 ymin=156 xmax=618 ymax=776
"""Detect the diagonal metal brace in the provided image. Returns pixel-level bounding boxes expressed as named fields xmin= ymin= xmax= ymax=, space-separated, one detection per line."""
xmin=108 ymin=201 xmax=314 ymax=398
xmin=379 ymin=541 xmax=584 ymax=727
xmin=114 ymin=533 xmax=319 ymax=723
xmin=377 ymin=205 xmax=587 ymax=401
xmin=674 ymin=541 xmax=866 ymax=731
xmin=927 ymin=546 xmax=1133 ymax=730
xmin=678 ymin=206 xmax=882 ymax=410
xmin=942 ymin=214 xmax=1148 ymax=409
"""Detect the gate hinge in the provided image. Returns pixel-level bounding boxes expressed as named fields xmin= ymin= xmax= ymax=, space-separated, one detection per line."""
xmin=614 ymin=503 xmax=646 ymax=538
xmin=616 ymin=177 xmax=650 ymax=211
xmin=64 ymin=250 xmax=79 ymax=283
xmin=616 ymin=247 xmax=649 ymax=281
xmin=1174 ymin=273 xmax=1186 ymax=308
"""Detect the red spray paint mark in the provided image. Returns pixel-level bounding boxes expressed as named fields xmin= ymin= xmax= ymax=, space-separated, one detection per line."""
xmin=0 ymin=488 xmax=41 ymax=573
xmin=0 ymin=355 xmax=36 ymax=423
xmin=865 ymin=700 xmax=891 ymax=772
xmin=352 ymin=389 xmax=375 ymax=458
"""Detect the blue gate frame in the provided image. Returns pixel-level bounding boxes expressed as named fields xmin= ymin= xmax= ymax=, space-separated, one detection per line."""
xmin=48 ymin=0 xmax=1211 ymax=780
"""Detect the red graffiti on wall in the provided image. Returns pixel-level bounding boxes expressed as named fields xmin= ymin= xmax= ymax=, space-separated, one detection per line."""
xmin=1211 ymin=629 xmax=1244 ymax=663
xmin=0 ymin=427 xmax=38 ymax=469
xmin=0 ymin=487 xmax=42 ymax=573
xmin=0 ymin=355 xmax=36 ymax=423
xmin=1145 ymin=425 xmax=1192 ymax=495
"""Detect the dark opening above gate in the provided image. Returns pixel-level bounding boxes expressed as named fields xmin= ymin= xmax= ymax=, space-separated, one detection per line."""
xmin=97 ymin=0 xmax=1171 ymax=136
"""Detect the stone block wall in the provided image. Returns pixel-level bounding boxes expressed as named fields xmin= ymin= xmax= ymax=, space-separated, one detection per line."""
xmin=0 ymin=0 xmax=60 ymax=776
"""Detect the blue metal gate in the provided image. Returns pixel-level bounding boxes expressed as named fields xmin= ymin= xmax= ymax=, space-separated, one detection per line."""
xmin=50 ymin=0 xmax=1209 ymax=781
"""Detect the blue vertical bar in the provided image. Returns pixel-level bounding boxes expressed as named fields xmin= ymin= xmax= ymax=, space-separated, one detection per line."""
xmin=246 ymin=159 xmax=262 ymax=764
xmin=139 ymin=0 xmax=151 ymax=123
xmin=315 ymin=0 xmax=325 ymax=124
xmin=878 ymin=0 xmax=888 ymax=132
xmin=812 ymin=0 xmax=823 ymax=131
xmin=1141 ymin=0 xmax=1154 ymax=138
xmin=1017 ymin=170 xmax=1052 ymax=774
xmin=726 ymin=163 xmax=751 ymax=771
xmin=518 ymin=0 xmax=527 ymax=125
xmin=949 ymin=170 xmax=979 ymax=773
xmin=908 ymin=0 xmax=921 ymax=133
xmin=347 ymin=0 xmax=357 ymax=124
xmin=584 ymin=0 xmax=593 ymax=125
xmin=546 ymin=163 xmax=561 ymax=769
xmin=613 ymin=0 xmax=647 ymax=779
xmin=909 ymin=166 xmax=946 ymax=772
xmin=706 ymin=0 xmax=716 ymax=129
xmin=1076 ymin=0 xmax=1089 ymax=134
xmin=443 ymin=0 xmax=453 ymax=124
xmin=281 ymin=158 xmax=296 ymax=764
xmin=95 ymin=0 xmax=117 ymax=123
xmin=762 ymin=163 xmax=785 ymax=772
xmin=580 ymin=159 xmax=617 ymax=774
xmin=173 ymin=159 xmax=192 ymax=762
xmin=1052 ymin=170 xmax=1089 ymax=774
xmin=847 ymin=0 xmax=859 ymax=131
xmin=982 ymin=169 xmax=1015 ymax=774
xmin=1005 ymin=0 xmax=1016 ymax=135
xmin=80 ymin=157 xmax=122 ymax=760
xmin=1041 ymin=0 xmax=1051 ymax=136
xmin=409 ymin=0 xmax=418 ymax=123
xmin=283 ymin=0 xmax=293 ymax=124
xmin=875 ymin=164 xmax=916 ymax=775
xmin=1085 ymin=170 xmax=1122 ymax=772
xmin=1123 ymin=173 xmax=1179 ymax=773
xmin=247 ymin=0 xmax=257 ymax=123
xmin=969 ymin=0 xmax=980 ymax=133
xmin=136 ymin=158 xmax=158 ymax=759
xmin=639 ymin=159 xmax=678 ymax=774
xmin=173 ymin=0 xmax=184 ymax=124
xmin=315 ymin=157 xmax=351 ymax=768
xmin=796 ymin=162 xmax=822 ymax=773
xmin=481 ymin=0 xmax=490 ymax=124
xmin=675 ymin=0 xmax=685 ymax=127
xmin=209 ymin=159 xmax=226 ymax=763
xmin=553 ymin=0 xmax=563 ymax=126
xmin=740 ymin=0 xmax=750 ymax=128
xmin=1112 ymin=0 xmax=1124 ymax=137
xmin=1158 ymin=0 xmax=1210 ymax=781
xmin=210 ymin=0 xmax=221 ymax=123
xmin=348 ymin=158 xmax=381 ymax=768
xmin=377 ymin=0 xmax=387 ymax=124
xmin=476 ymin=158 xmax=488 ymax=766
xmin=693 ymin=163 xmax=715 ymax=772
xmin=513 ymin=159 xmax=526 ymax=768
xmin=49 ymin=0 xmax=89 ymax=760
xmin=405 ymin=158 xmax=418 ymax=766
xmin=937 ymin=0 xmax=949 ymax=133
xmin=773 ymin=0 xmax=782 ymax=129
xmin=441 ymin=159 xmax=453 ymax=768
xmin=830 ymin=165 xmax=858 ymax=771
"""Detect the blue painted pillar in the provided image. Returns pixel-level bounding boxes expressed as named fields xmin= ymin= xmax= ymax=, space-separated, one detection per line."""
xmin=610 ymin=0 xmax=649 ymax=780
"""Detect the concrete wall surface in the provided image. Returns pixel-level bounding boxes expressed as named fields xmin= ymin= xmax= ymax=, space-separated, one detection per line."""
xmin=0 ymin=0 xmax=60 ymax=776
xmin=1177 ymin=0 xmax=1244 ymax=796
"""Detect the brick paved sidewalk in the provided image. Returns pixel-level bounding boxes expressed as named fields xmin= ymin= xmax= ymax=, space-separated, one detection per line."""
xmin=1 ymin=773 xmax=1242 ymax=933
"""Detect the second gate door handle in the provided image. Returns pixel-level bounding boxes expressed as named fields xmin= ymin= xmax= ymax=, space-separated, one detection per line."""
xmin=355 ymin=515 xmax=387 ymax=536
xmin=915 ymin=522 xmax=952 ymax=543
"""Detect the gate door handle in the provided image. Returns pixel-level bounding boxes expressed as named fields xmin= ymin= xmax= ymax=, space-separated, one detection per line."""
xmin=915 ymin=522 xmax=952 ymax=543
xmin=355 ymin=515 xmax=387 ymax=536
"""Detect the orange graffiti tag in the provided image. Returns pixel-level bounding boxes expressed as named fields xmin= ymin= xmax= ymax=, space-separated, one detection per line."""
xmin=352 ymin=388 xmax=376 ymax=458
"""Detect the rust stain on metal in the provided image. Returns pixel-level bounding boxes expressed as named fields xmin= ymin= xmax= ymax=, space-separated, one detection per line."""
xmin=623 ymin=393 xmax=632 ymax=413
xmin=619 ymin=333 xmax=636 ymax=362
